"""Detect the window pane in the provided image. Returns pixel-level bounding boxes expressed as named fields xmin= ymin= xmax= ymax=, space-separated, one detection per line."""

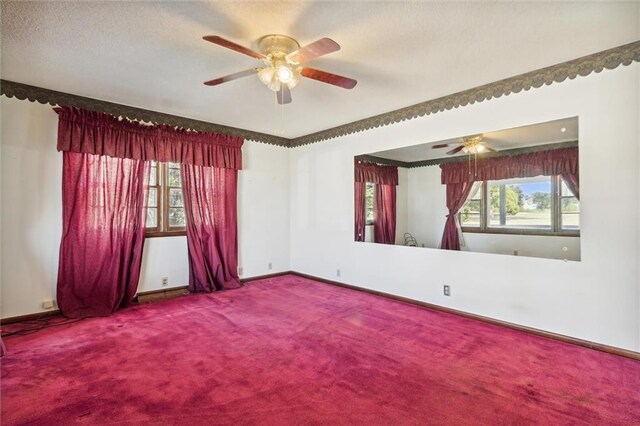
xmin=168 ymin=168 xmax=181 ymax=187
xmin=561 ymin=196 xmax=579 ymax=212
xmin=561 ymin=195 xmax=580 ymax=230
xmin=562 ymin=213 xmax=580 ymax=230
xmin=488 ymin=177 xmax=552 ymax=229
xmin=461 ymin=200 xmax=481 ymax=227
xmin=365 ymin=182 xmax=375 ymax=223
xmin=146 ymin=207 xmax=157 ymax=228
xmin=169 ymin=188 xmax=184 ymax=207
xmin=149 ymin=166 xmax=157 ymax=186
xmin=169 ymin=207 xmax=186 ymax=227
xmin=147 ymin=187 xmax=157 ymax=207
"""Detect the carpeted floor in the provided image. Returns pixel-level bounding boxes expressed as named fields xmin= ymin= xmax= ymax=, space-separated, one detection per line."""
xmin=2 ymin=274 xmax=639 ymax=425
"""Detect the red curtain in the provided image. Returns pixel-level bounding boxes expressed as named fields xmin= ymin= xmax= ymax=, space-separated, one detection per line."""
xmin=355 ymin=161 xmax=398 ymax=243
xmin=181 ymin=164 xmax=241 ymax=292
xmin=354 ymin=181 xmax=366 ymax=242
xmin=562 ymin=173 xmax=580 ymax=200
xmin=374 ymin=184 xmax=397 ymax=244
xmin=55 ymin=107 xmax=243 ymax=169
xmin=440 ymin=147 xmax=578 ymax=184
xmin=355 ymin=161 xmax=398 ymax=185
xmin=440 ymin=181 xmax=475 ymax=250
xmin=439 ymin=147 xmax=579 ymax=250
xmin=57 ymin=152 xmax=147 ymax=318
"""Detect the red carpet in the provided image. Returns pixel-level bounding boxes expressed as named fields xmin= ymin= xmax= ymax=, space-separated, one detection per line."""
xmin=2 ymin=274 xmax=639 ymax=424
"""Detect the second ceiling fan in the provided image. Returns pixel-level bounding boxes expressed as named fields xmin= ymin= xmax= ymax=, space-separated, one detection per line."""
xmin=432 ymin=135 xmax=497 ymax=155
xmin=203 ymin=34 xmax=358 ymax=104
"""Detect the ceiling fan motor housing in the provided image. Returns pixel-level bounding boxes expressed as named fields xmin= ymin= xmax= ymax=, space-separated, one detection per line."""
xmin=257 ymin=35 xmax=301 ymax=57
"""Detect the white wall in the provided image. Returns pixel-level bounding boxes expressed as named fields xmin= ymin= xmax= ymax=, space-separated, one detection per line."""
xmin=403 ymin=165 xmax=581 ymax=261
xmin=1 ymin=99 xmax=61 ymax=318
xmin=395 ymin=167 xmax=408 ymax=245
xmin=0 ymin=97 xmax=290 ymax=318
xmin=290 ymin=64 xmax=640 ymax=351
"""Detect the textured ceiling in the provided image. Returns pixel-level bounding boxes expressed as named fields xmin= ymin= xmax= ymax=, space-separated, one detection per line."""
xmin=369 ymin=117 xmax=579 ymax=163
xmin=1 ymin=1 xmax=638 ymax=139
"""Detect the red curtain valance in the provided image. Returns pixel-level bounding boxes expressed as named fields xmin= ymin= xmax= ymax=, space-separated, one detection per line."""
xmin=55 ymin=107 xmax=243 ymax=169
xmin=355 ymin=161 xmax=398 ymax=186
xmin=440 ymin=147 xmax=578 ymax=184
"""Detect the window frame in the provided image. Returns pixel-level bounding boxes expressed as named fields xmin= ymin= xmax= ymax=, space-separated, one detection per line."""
xmin=459 ymin=175 xmax=580 ymax=237
xmin=145 ymin=162 xmax=187 ymax=238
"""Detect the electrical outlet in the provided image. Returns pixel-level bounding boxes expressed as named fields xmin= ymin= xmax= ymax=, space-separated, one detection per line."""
xmin=444 ymin=285 xmax=451 ymax=296
xmin=268 ymin=262 xmax=272 ymax=270
xmin=42 ymin=300 xmax=55 ymax=309
xmin=336 ymin=269 xmax=341 ymax=277
xmin=161 ymin=277 xmax=169 ymax=287
xmin=238 ymin=266 xmax=243 ymax=276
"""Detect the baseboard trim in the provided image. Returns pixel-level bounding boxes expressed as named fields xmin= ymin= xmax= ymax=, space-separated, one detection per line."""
xmin=289 ymin=271 xmax=640 ymax=361
xmin=135 ymin=285 xmax=189 ymax=297
xmin=4 ymin=272 xmax=638 ymax=360
xmin=241 ymin=271 xmax=292 ymax=283
xmin=1 ymin=310 xmax=61 ymax=325
xmin=134 ymin=285 xmax=190 ymax=304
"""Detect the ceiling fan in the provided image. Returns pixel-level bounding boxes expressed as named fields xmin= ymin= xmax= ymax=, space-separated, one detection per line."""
xmin=202 ymin=34 xmax=358 ymax=104
xmin=432 ymin=135 xmax=496 ymax=155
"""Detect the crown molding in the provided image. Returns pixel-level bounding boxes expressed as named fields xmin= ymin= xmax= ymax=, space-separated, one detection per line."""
xmin=1 ymin=41 xmax=638 ymax=149
xmin=355 ymin=141 xmax=577 ymax=169
xmin=289 ymin=40 xmax=640 ymax=147
xmin=407 ymin=140 xmax=578 ymax=168
xmin=0 ymin=80 xmax=291 ymax=147
xmin=354 ymin=154 xmax=410 ymax=168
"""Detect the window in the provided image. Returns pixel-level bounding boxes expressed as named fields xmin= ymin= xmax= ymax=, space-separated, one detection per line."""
xmin=146 ymin=161 xmax=186 ymax=237
xmin=460 ymin=175 xmax=579 ymax=236
xmin=365 ymin=182 xmax=375 ymax=225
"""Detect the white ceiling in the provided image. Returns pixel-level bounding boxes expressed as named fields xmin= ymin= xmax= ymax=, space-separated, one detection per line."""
xmin=1 ymin=2 xmax=638 ymax=139
xmin=368 ymin=117 xmax=579 ymax=163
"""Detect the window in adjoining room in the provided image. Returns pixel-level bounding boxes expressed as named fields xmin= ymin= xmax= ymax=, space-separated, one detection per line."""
xmin=459 ymin=175 xmax=579 ymax=236
xmin=146 ymin=161 xmax=186 ymax=237
xmin=365 ymin=182 xmax=375 ymax=225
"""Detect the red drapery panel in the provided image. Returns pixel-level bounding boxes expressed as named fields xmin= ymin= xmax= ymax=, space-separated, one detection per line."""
xmin=562 ymin=173 xmax=580 ymax=200
xmin=181 ymin=164 xmax=241 ymax=292
xmin=440 ymin=147 xmax=578 ymax=184
xmin=354 ymin=181 xmax=366 ymax=242
xmin=355 ymin=161 xmax=398 ymax=186
xmin=374 ymin=184 xmax=397 ymax=244
xmin=440 ymin=181 xmax=475 ymax=250
xmin=55 ymin=107 xmax=243 ymax=169
xmin=57 ymin=152 xmax=147 ymax=318
xmin=354 ymin=161 xmax=398 ymax=243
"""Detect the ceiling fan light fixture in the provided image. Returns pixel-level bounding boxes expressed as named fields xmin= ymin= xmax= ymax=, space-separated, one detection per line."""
xmin=277 ymin=65 xmax=294 ymax=83
xmin=257 ymin=67 xmax=274 ymax=85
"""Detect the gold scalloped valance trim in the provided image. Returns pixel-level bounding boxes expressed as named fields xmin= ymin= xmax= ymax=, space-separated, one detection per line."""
xmin=0 ymin=80 xmax=291 ymax=147
xmin=2 ymin=40 xmax=638 ymax=148
xmin=290 ymin=40 xmax=640 ymax=147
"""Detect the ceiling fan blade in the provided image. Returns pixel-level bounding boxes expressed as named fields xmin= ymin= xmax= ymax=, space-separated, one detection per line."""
xmin=204 ymin=69 xmax=256 ymax=86
xmin=432 ymin=143 xmax=453 ymax=149
xmin=446 ymin=145 xmax=465 ymax=155
xmin=483 ymin=145 xmax=497 ymax=152
xmin=300 ymin=67 xmax=357 ymax=89
xmin=203 ymin=35 xmax=266 ymax=60
xmin=287 ymin=38 xmax=340 ymax=64
xmin=276 ymin=85 xmax=292 ymax=105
